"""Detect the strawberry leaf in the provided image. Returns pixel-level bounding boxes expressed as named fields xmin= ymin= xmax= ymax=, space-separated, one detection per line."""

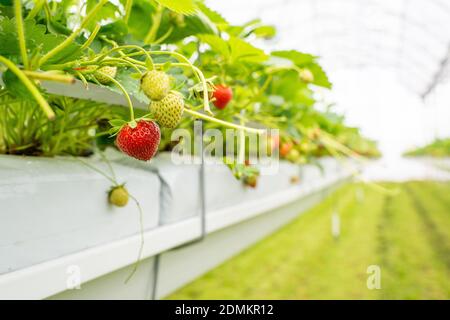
xmin=0 ymin=16 xmax=82 ymax=64
xmin=197 ymin=34 xmax=230 ymax=59
xmin=2 ymin=69 xmax=33 ymax=100
xmin=154 ymin=0 xmax=197 ymax=15
xmin=272 ymin=50 xmax=332 ymax=89
xmin=228 ymin=37 xmax=268 ymax=64
xmin=272 ymin=50 xmax=316 ymax=65
xmin=109 ymin=119 xmax=127 ymax=127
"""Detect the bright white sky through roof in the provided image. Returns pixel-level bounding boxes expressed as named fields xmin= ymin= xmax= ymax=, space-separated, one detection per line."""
xmin=206 ymin=0 xmax=450 ymax=158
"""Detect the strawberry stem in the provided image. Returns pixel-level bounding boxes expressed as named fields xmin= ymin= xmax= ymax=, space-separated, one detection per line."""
xmin=123 ymin=0 xmax=133 ymax=24
xmin=23 ymin=70 xmax=75 ymax=84
xmin=96 ymin=71 xmax=135 ymax=121
xmin=14 ymin=0 xmax=29 ymax=70
xmin=39 ymin=0 xmax=109 ymax=66
xmin=144 ymin=3 xmax=163 ymax=44
xmin=149 ymin=52 xmax=212 ymax=115
xmin=184 ymin=107 xmax=264 ymax=135
xmin=95 ymin=45 xmax=154 ymax=70
xmin=0 ymin=56 xmax=55 ymax=119
xmin=80 ymin=23 xmax=101 ymax=51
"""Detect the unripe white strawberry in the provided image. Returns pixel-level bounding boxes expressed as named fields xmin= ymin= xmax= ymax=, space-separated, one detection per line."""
xmin=94 ymin=66 xmax=117 ymax=84
xmin=299 ymin=68 xmax=314 ymax=83
xmin=141 ymin=70 xmax=171 ymax=101
xmin=149 ymin=92 xmax=184 ymax=128
xmin=109 ymin=185 xmax=129 ymax=207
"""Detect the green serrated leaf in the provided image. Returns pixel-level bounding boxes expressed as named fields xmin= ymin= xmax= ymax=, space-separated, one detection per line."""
xmin=308 ymin=63 xmax=332 ymax=89
xmin=98 ymin=20 xmax=129 ymax=42
xmin=154 ymin=0 xmax=196 ymax=15
xmin=159 ymin=9 xmax=218 ymax=43
xmin=228 ymin=36 xmax=268 ymax=64
xmin=196 ymin=2 xmax=228 ymax=27
xmin=271 ymin=50 xmax=316 ymax=65
xmin=109 ymin=119 xmax=127 ymax=127
xmin=2 ymin=69 xmax=32 ymax=100
xmin=0 ymin=17 xmax=82 ymax=64
xmin=108 ymin=127 xmax=120 ymax=136
xmin=127 ymin=0 xmax=154 ymax=39
xmin=197 ymin=34 xmax=230 ymax=58
xmin=251 ymin=25 xmax=276 ymax=39
xmin=86 ymin=0 xmax=120 ymax=30
xmin=271 ymin=50 xmax=332 ymax=89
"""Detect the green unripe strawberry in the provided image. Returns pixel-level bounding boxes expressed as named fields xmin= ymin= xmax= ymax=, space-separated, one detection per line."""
xmin=108 ymin=185 xmax=129 ymax=207
xmin=299 ymin=68 xmax=314 ymax=83
xmin=286 ymin=149 xmax=301 ymax=163
xmin=94 ymin=66 xmax=117 ymax=84
xmin=244 ymin=175 xmax=258 ymax=188
xmin=150 ymin=92 xmax=184 ymax=128
xmin=141 ymin=70 xmax=170 ymax=101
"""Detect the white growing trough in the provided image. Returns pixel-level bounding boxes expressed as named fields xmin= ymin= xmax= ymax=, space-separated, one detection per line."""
xmin=0 ymin=152 xmax=358 ymax=299
xmin=0 ymin=79 xmax=361 ymax=299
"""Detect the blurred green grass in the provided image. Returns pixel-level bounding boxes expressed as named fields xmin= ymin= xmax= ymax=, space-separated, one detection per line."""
xmin=167 ymin=181 xmax=450 ymax=300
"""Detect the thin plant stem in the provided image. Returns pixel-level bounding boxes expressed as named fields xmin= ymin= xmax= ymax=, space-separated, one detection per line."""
xmin=23 ymin=70 xmax=75 ymax=84
xmin=39 ymin=0 xmax=109 ymax=66
xmin=184 ymin=107 xmax=264 ymax=135
xmin=144 ymin=4 xmax=163 ymax=44
xmin=96 ymin=71 xmax=135 ymax=121
xmin=80 ymin=23 xmax=101 ymax=51
xmin=95 ymin=45 xmax=154 ymax=70
xmin=26 ymin=0 xmax=45 ymax=20
xmin=154 ymin=26 xmax=173 ymax=44
xmin=98 ymin=150 xmax=117 ymax=183
xmin=124 ymin=194 xmax=145 ymax=284
xmin=0 ymin=56 xmax=55 ymax=119
xmin=73 ymin=157 xmax=117 ymax=185
xmin=124 ymin=0 xmax=133 ymax=24
xmin=14 ymin=0 xmax=29 ymax=69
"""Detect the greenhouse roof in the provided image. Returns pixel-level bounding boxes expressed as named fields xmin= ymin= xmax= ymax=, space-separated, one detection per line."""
xmin=208 ymin=0 xmax=450 ymax=99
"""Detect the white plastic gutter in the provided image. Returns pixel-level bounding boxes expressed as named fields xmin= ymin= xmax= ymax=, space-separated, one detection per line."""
xmin=0 ymin=168 xmax=351 ymax=300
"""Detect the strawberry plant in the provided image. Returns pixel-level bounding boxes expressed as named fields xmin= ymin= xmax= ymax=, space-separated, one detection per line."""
xmin=404 ymin=138 xmax=450 ymax=158
xmin=0 ymin=0 xmax=383 ymax=286
xmin=0 ymin=0 xmax=379 ymax=172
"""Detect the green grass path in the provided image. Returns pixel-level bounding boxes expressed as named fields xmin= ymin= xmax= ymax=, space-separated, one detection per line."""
xmin=168 ymin=182 xmax=450 ymax=300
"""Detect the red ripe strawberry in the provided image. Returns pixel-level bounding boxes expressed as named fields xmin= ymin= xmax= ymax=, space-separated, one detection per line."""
xmin=213 ymin=84 xmax=232 ymax=109
xmin=280 ymin=142 xmax=293 ymax=157
xmin=116 ymin=120 xmax=161 ymax=161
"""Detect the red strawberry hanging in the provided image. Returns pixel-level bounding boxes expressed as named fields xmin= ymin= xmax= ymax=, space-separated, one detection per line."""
xmin=213 ymin=84 xmax=233 ymax=109
xmin=116 ymin=120 xmax=161 ymax=161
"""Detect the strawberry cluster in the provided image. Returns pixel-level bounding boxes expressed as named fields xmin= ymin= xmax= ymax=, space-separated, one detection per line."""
xmin=142 ymin=70 xmax=185 ymax=129
xmin=111 ymin=71 xmax=234 ymax=162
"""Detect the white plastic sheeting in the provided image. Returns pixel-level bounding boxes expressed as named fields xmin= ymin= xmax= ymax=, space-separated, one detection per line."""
xmin=206 ymin=0 xmax=450 ymax=158
xmin=207 ymin=0 xmax=450 ymax=96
